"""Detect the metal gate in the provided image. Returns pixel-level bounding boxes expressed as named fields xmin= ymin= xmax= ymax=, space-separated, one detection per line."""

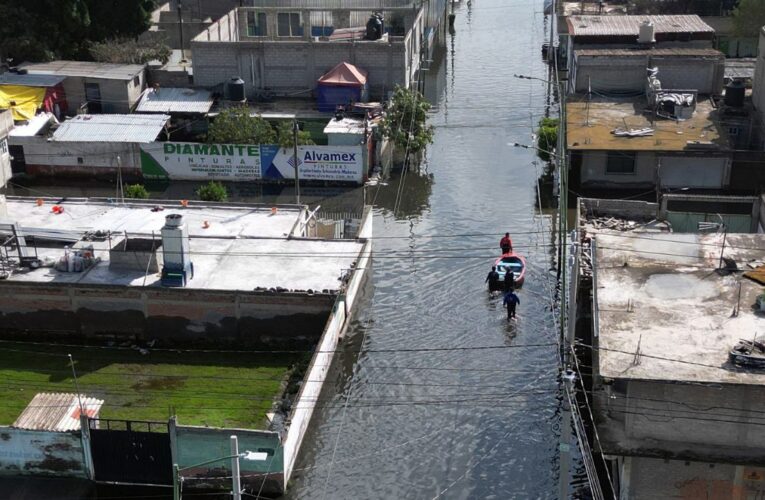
xmin=89 ymin=419 xmax=172 ymax=485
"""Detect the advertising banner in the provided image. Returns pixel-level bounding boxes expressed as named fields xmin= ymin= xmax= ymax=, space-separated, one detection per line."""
xmin=140 ymin=142 xmax=262 ymax=181
xmin=260 ymin=145 xmax=364 ymax=183
xmin=141 ymin=142 xmax=365 ymax=184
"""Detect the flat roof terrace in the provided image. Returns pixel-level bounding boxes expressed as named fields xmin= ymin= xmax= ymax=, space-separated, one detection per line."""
xmin=594 ymin=232 xmax=765 ymax=386
xmin=0 ymin=197 xmax=363 ymax=294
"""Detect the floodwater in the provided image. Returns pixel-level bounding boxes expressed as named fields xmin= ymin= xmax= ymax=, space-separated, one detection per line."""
xmin=0 ymin=1 xmax=570 ymax=498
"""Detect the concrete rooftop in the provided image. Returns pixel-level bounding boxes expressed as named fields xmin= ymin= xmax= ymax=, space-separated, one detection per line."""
xmin=594 ymin=232 xmax=765 ymax=385
xmin=0 ymin=197 xmax=363 ymax=294
xmin=567 ymin=98 xmax=728 ymax=151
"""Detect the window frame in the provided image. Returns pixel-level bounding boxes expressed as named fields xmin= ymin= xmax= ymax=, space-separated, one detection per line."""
xmin=277 ymin=12 xmax=302 ymax=37
xmin=246 ymin=11 xmax=268 ymax=37
xmin=605 ymin=151 xmax=637 ymax=175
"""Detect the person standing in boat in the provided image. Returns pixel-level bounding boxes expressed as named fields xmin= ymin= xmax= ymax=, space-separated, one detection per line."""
xmin=485 ymin=266 xmax=500 ymax=290
xmin=503 ymin=290 xmax=520 ymax=321
xmin=500 ymin=232 xmax=512 ymax=254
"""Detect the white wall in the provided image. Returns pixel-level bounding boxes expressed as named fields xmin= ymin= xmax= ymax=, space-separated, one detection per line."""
xmin=658 ymin=155 xmax=729 ymax=188
xmin=753 ymin=27 xmax=765 ymax=148
xmin=0 ymin=110 xmax=12 ymax=187
xmin=580 ymin=151 xmax=656 ymax=186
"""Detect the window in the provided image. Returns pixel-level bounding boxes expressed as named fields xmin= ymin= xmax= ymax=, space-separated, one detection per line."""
xmin=247 ymin=11 xmax=267 ymax=36
xmin=605 ymin=151 xmax=636 ymax=175
xmin=77 ymin=157 xmax=84 ymax=164
xmin=0 ymin=138 xmax=7 ymax=155
xmin=728 ymin=126 xmax=740 ymax=136
xmin=277 ymin=12 xmax=302 ymax=37
xmin=132 ymin=75 xmax=140 ymax=87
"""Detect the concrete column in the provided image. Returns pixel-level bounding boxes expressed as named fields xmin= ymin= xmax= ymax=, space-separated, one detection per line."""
xmin=79 ymin=414 xmax=95 ymax=480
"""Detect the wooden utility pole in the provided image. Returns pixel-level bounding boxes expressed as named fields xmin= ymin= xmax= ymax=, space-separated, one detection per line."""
xmin=293 ymin=119 xmax=301 ymax=205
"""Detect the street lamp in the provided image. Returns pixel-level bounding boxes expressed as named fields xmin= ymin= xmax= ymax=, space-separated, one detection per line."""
xmin=173 ymin=435 xmax=268 ymax=500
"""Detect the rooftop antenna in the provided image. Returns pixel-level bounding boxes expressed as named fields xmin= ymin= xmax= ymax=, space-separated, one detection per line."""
xmin=717 ymin=213 xmax=727 ymax=271
xmin=68 ymin=353 xmax=86 ymax=419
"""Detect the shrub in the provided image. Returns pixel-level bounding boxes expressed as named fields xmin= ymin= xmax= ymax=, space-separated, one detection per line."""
xmin=196 ymin=181 xmax=228 ymax=202
xmin=536 ymin=117 xmax=559 ymax=163
xmin=124 ymin=184 xmax=150 ymax=199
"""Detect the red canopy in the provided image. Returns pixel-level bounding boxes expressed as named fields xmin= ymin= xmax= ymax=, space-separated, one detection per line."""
xmin=317 ymin=62 xmax=368 ymax=87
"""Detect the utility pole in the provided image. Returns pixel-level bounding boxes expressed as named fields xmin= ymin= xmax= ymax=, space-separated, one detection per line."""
xmin=292 ymin=119 xmax=301 ymax=205
xmin=231 ymin=435 xmax=242 ymax=500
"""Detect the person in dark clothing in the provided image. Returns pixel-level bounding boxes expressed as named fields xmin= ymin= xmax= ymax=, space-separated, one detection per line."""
xmin=503 ymin=291 xmax=520 ymax=321
xmin=503 ymin=267 xmax=515 ymax=293
xmin=485 ymin=266 xmax=500 ymax=290
xmin=500 ymin=232 xmax=512 ymax=254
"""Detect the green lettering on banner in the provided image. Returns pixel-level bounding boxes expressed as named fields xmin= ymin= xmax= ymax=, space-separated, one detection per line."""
xmin=182 ymin=144 xmax=193 ymax=155
xmin=209 ymin=145 xmax=220 ymax=155
xmin=193 ymin=144 xmax=209 ymax=155
xmin=236 ymin=146 xmax=246 ymax=155
xmin=164 ymin=143 xmax=176 ymax=154
xmin=247 ymin=146 xmax=258 ymax=157
xmin=221 ymin=145 xmax=234 ymax=156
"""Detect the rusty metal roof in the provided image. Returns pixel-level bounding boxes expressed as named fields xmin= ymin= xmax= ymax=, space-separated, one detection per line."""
xmin=13 ymin=393 xmax=103 ymax=432
xmin=567 ymin=15 xmax=714 ymax=37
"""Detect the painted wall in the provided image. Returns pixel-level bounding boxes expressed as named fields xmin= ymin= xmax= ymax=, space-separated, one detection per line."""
xmin=175 ymin=425 xmax=283 ymax=496
xmin=580 ymin=151 xmax=656 ymax=187
xmin=0 ymin=110 xmax=12 ymax=188
xmin=753 ymin=28 xmax=765 ymax=149
xmin=59 ymin=73 xmax=145 ymax=115
xmin=0 ymin=427 xmax=87 ymax=479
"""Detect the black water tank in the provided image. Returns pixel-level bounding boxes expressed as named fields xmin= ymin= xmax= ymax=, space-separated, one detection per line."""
xmin=366 ymin=13 xmax=384 ymax=41
xmin=725 ymin=80 xmax=745 ymax=107
xmin=225 ymin=77 xmax=245 ymax=102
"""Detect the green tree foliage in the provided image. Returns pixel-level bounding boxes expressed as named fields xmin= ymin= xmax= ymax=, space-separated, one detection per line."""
xmin=536 ymin=117 xmax=559 ymax=163
xmin=196 ymin=181 xmax=228 ymax=202
xmin=276 ymin=121 xmax=315 ymax=149
xmin=124 ymin=184 xmax=150 ymax=199
xmin=379 ymin=86 xmax=434 ymax=162
xmin=629 ymin=0 xmax=735 ymax=16
xmin=207 ymin=107 xmax=277 ymax=145
xmin=89 ymin=38 xmax=171 ymax=65
xmin=0 ymin=0 xmax=155 ymax=62
xmin=733 ymin=0 xmax=765 ymax=38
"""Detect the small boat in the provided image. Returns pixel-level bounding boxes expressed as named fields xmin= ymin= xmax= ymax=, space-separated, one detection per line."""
xmin=488 ymin=252 xmax=526 ymax=291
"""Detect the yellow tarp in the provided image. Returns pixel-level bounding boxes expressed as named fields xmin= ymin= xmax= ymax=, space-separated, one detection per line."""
xmin=0 ymin=85 xmax=45 ymax=121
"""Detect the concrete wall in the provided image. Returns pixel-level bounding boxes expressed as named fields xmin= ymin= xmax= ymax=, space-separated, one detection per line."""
xmin=595 ymin=380 xmax=765 ymax=464
xmin=60 ymin=72 xmax=146 ymax=115
xmin=618 ymin=456 xmax=754 ymax=500
xmin=0 ymin=428 xmax=87 ymax=479
xmin=579 ymin=151 xmax=730 ymax=188
xmin=7 ymin=136 xmax=142 ymax=179
xmin=0 ymin=282 xmax=336 ymax=347
xmin=573 ymin=54 xmax=724 ymax=95
xmin=282 ymin=206 xmax=372 ymax=483
xmin=174 ymin=425 xmax=283 ymax=495
xmin=191 ymin=38 xmax=407 ymax=98
xmin=753 ymin=27 xmax=765 ymax=147
xmin=0 ymin=110 xmax=12 ymax=188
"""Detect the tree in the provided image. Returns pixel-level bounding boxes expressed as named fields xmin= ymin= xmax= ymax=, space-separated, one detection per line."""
xmin=733 ymin=0 xmax=765 ymax=38
xmin=379 ymin=86 xmax=434 ymax=165
xmin=124 ymin=184 xmax=150 ymax=199
xmin=536 ymin=117 xmax=559 ymax=163
xmin=276 ymin=121 xmax=315 ymax=149
xmin=207 ymin=107 xmax=277 ymax=144
xmin=196 ymin=181 xmax=228 ymax=202
xmin=90 ymin=38 xmax=171 ymax=65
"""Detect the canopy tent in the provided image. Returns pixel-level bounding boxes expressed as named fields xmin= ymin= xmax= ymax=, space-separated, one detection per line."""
xmin=316 ymin=62 xmax=369 ymax=112
xmin=0 ymin=85 xmax=46 ymax=121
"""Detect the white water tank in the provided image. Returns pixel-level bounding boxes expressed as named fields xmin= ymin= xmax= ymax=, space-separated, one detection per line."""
xmin=161 ymin=213 xmax=191 ymax=271
xmin=638 ymin=20 xmax=655 ymax=44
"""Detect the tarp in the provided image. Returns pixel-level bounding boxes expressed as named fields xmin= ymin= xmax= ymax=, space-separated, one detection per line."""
xmin=0 ymin=84 xmax=46 ymax=121
xmin=317 ymin=62 xmax=367 ymax=87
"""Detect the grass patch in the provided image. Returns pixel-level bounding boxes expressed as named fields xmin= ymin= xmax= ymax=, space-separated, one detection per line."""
xmin=0 ymin=343 xmax=304 ymax=429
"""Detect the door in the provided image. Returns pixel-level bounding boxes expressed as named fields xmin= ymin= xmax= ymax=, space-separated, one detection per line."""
xmin=8 ymin=145 xmax=25 ymax=174
xmin=85 ymin=82 xmax=102 ymax=113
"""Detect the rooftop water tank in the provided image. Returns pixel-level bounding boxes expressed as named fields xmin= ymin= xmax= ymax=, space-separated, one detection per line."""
xmin=725 ymin=80 xmax=746 ymax=107
xmin=224 ymin=77 xmax=245 ymax=102
xmin=638 ymin=20 xmax=655 ymax=44
xmin=365 ymin=13 xmax=384 ymax=41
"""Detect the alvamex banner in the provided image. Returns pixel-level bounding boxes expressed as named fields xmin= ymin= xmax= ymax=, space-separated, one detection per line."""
xmin=141 ymin=142 xmax=365 ymax=184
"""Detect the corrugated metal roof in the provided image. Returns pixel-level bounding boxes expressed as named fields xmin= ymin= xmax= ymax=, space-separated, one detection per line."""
xmin=135 ymin=87 xmax=214 ymax=114
xmin=567 ymin=15 xmax=714 ymax=37
xmin=13 ymin=393 xmax=103 ymax=431
xmin=20 ymin=61 xmax=144 ymax=81
xmin=0 ymin=73 xmax=65 ymax=87
xmin=52 ymin=114 xmax=170 ymax=143
xmin=575 ymin=47 xmax=723 ymax=57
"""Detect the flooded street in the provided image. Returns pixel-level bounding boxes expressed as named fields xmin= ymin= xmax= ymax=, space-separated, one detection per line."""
xmin=286 ymin=1 xmax=563 ymax=498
